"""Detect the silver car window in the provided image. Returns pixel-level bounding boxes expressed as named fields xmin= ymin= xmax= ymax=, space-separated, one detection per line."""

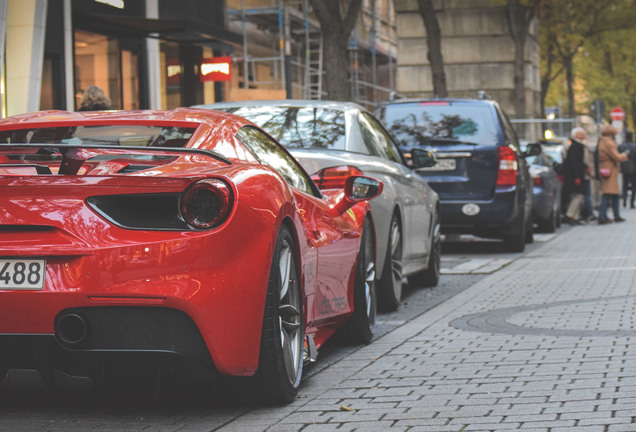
xmin=359 ymin=112 xmax=402 ymax=163
xmin=224 ymin=106 xmax=346 ymax=151
xmin=236 ymin=126 xmax=317 ymax=196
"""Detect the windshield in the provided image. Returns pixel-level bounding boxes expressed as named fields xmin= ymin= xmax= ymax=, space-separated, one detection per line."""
xmin=0 ymin=125 xmax=196 ymax=147
xmin=221 ymin=106 xmax=346 ymax=150
xmin=381 ymin=103 xmax=499 ymax=148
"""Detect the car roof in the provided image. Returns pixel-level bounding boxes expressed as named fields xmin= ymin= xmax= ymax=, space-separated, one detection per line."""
xmin=0 ymin=108 xmax=252 ymax=133
xmin=196 ymin=99 xmax=367 ymax=114
xmin=378 ymin=98 xmax=498 ymax=107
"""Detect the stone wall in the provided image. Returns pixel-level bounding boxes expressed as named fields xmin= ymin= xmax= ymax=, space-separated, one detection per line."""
xmin=393 ymin=0 xmax=541 ymax=119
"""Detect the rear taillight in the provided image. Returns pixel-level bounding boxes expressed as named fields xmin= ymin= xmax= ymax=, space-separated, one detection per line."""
xmin=180 ymin=179 xmax=233 ymax=229
xmin=311 ymin=165 xmax=364 ymax=189
xmin=496 ymin=146 xmax=518 ymax=187
xmin=532 ymin=176 xmax=543 ymax=186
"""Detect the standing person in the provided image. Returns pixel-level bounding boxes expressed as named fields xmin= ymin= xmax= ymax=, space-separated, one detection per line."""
xmin=618 ymin=130 xmax=636 ymax=208
xmin=598 ymin=124 xmax=628 ymax=224
xmin=581 ymin=135 xmax=597 ymax=221
xmin=562 ymin=127 xmax=588 ymax=224
xmin=78 ymin=86 xmax=111 ymax=111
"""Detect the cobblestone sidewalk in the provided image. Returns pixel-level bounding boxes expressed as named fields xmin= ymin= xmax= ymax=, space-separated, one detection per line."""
xmin=228 ymin=218 xmax=636 ymax=431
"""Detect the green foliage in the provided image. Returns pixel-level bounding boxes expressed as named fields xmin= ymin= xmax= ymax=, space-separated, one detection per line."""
xmin=576 ymin=28 xmax=636 ymax=129
xmin=539 ymin=0 xmax=636 ymax=121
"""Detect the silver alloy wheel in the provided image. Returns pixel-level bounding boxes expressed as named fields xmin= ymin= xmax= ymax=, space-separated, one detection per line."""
xmin=389 ymin=217 xmax=403 ymax=296
xmin=364 ymin=237 xmax=376 ymax=321
xmin=277 ymin=239 xmax=302 ymax=385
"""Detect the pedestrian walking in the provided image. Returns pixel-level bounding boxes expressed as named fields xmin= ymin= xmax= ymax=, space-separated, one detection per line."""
xmin=618 ymin=130 xmax=636 ymax=208
xmin=77 ymin=85 xmax=111 ymax=111
xmin=562 ymin=127 xmax=588 ymax=224
xmin=598 ymin=124 xmax=628 ymax=224
xmin=581 ymin=136 xmax=597 ymax=221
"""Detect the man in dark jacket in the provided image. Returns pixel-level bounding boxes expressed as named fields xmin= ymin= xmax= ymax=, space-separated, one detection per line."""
xmin=562 ymin=128 xmax=588 ymax=224
xmin=619 ymin=130 xmax=636 ymax=208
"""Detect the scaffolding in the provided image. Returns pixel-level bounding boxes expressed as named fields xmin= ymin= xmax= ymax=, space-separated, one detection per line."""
xmin=226 ymin=0 xmax=398 ymax=107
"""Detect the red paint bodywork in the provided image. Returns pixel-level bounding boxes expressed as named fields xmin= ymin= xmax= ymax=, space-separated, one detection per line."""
xmin=0 ymin=108 xmax=374 ymax=377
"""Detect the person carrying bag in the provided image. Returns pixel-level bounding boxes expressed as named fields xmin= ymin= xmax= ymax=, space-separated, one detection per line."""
xmin=597 ymin=124 xmax=628 ymax=224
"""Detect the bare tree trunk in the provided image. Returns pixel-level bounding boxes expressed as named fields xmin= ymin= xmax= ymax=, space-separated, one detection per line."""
xmin=505 ymin=0 xmax=536 ymax=118
xmin=309 ymin=0 xmax=363 ymax=101
xmin=416 ymin=0 xmax=447 ymax=98
xmin=321 ymin=23 xmax=352 ymax=101
xmin=563 ymin=54 xmax=575 ymax=119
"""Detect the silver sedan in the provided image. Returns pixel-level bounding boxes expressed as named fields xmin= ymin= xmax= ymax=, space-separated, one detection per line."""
xmin=196 ymin=100 xmax=441 ymax=311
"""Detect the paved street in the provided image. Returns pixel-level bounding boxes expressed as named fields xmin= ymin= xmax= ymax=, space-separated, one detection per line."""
xmin=2 ymin=218 xmax=636 ymax=431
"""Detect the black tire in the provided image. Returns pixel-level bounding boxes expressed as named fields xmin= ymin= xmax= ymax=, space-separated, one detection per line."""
xmin=525 ymin=213 xmax=534 ymax=244
xmin=377 ymin=213 xmax=403 ymax=312
xmin=407 ymin=213 xmax=441 ymax=288
xmin=555 ymin=201 xmax=562 ymax=228
xmin=343 ymin=218 xmax=376 ymax=344
xmin=249 ymin=225 xmax=304 ymax=404
xmin=502 ymin=215 xmax=526 ymax=253
xmin=538 ymin=203 xmax=557 ymax=233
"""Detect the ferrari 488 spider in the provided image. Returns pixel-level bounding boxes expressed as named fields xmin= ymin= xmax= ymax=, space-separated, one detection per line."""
xmin=0 ymin=108 xmax=382 ymax=404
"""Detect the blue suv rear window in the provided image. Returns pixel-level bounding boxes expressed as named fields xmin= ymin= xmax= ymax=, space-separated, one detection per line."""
xmin=381 ymin=103 xmax=499 ymax=148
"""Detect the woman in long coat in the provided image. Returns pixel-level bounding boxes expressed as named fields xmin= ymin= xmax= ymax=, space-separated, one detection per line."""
xmin=598 ymin=124 xmax=628 ymax=224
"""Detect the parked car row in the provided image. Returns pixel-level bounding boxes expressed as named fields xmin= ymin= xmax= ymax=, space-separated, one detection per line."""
xmin=198 ymin=100 xmax=441 ymax=311
xmin=0 ymin=94 xmax=564 ymax=404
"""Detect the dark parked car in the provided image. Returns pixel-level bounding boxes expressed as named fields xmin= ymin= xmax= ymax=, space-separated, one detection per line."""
xmin=376 ymin=98 xmax=534 ymax=252
xmin=524 ymin=142 xmax=563 ymax=233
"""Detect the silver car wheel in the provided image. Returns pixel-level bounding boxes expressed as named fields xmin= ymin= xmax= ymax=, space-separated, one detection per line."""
xmin=389 ymin=217 xmax=403 ymax=294
xmin=277 ymin=239 xmax=302 ymax=385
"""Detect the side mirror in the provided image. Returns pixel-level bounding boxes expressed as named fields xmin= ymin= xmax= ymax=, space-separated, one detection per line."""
xmin=346 ymin=176 xmax=383 ymax=201
xmin=311 ymin=165 xmax=383 ymax=214
xmin=525 ymin=142 xmax=542 ymax=157
xmin=410 ymin=148 xmax=437 ymax=169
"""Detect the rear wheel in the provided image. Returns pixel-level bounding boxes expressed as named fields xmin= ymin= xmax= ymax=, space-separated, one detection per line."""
xmin=525 ymin=213 xmax=534 ymax=244
xmin=343 ymin=218 xmax=376 ymax=344
xmin=249 ymin=225 xmax=303 ymax=404
xmin=502 ymin=214 xmax=526 ymax=253
xmin=538 ymin=202 xmax=557 ymax=233
xmin=377 ymin=214 xmax=403 ymax=312
xmin=407 ymin=213 xmax=441 ymax=288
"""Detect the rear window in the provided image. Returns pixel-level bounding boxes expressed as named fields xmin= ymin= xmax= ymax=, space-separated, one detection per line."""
xmin=381 ymin=103 xmax=499 ymax=148
xmin=221 ymin=106 xmax=346 ymax=150
xmin=0 ymin=125 xmax=196 ymax=147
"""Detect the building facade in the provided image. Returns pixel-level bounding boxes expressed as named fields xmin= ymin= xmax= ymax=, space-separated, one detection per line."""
xmin=0 ymin=0 xmax=399 ymax=117
xmin=394 ymin=0 xmax=541 ymax=119
xmin=1 ymin=0 xmax=244 ymax=117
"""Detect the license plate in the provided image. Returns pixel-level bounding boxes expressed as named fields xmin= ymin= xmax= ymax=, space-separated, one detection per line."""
xmin=419 ymin=158 xmax=456 ymax=171
xmin=0 ymin=259 xmax=46 ymax=290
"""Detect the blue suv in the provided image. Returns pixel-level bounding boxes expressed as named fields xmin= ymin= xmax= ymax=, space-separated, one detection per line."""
xmin=376 ymin=98 xmax=534 ymax=252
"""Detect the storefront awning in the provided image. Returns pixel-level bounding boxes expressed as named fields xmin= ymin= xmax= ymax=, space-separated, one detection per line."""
xmin=74 ymin=13 xmax=243 ymax=50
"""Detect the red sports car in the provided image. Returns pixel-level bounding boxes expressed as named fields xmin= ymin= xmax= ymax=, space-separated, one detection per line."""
xmin=0 ymin=108 xmax=382 ymax=404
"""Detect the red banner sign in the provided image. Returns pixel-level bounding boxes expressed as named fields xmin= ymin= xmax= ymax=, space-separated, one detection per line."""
xmin=200 ymin=57 xmax=232 ymax=82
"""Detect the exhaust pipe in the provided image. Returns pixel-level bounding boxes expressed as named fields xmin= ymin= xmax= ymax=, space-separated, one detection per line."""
xmin=56 ymin=313 xmax=89 ymax=345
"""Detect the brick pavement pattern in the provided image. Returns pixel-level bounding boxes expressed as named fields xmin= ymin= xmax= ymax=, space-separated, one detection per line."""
xmin=1 ymin=218 xmax=636 ymax=431
xmin=227 ymin=218 xmax=636 ymax=431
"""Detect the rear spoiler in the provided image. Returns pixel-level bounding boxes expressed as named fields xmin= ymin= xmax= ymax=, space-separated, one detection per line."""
xmin=0 ymin=144 xmax=231 ymax=176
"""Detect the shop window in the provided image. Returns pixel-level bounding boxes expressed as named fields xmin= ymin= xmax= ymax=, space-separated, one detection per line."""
xmin=160 ymin=41 xmax=182 ymax=110
xmin=74 ymin=30 xmax=140 ymax=110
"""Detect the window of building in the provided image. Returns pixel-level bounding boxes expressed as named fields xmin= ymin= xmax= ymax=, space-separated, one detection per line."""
xmin=74 ymin=29 xmax=140 ymax=110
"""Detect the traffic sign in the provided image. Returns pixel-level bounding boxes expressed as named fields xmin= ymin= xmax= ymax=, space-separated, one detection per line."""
xmin=610 ymin=106 xmax=625 ymax=121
